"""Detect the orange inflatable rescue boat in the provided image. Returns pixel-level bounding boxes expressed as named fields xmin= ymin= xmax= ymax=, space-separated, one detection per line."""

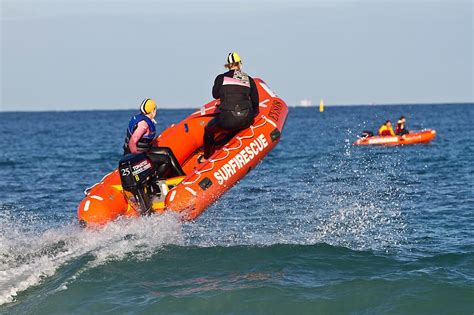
xmin=354 ymin=129 xmax=436 ymax=146
xmin=77 ymin=79 xmax=288 ymax=227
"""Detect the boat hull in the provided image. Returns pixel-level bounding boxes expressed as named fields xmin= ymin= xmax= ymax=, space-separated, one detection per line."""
xmin=77 ymin=79 xmax=288 ymax=226
xmin=353 ymin=129 xmax=436 ymax=146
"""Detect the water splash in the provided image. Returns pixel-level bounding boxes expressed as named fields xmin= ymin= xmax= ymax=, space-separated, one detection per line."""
xmin=183 ymin=132 xmax=409 ymax=252
xmin=0 ymin=207 xmax=183 ymax=305
xmin=309 ymin=138 xmax=409 ymax=252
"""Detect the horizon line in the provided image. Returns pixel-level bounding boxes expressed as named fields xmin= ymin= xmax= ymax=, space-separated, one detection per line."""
xmin=0 ymin=101 xmax=472 ymax=113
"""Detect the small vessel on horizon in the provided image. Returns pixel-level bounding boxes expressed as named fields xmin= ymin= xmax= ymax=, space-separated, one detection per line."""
xmin=299 ymin=98 xmax=312 ymax=107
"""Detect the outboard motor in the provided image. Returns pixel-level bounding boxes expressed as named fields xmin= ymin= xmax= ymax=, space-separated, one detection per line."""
xmin=118 ymin=153 xmax=155 ymax=214
xmin=361 ymin=130 xmax=374 ymax=138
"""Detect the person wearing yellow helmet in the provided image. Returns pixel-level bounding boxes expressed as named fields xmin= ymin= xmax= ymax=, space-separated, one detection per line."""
xmin=123 ymin=99 xmax=184 ymax=178
xmin=124 ymin=98 xmax=157 ymax=154
xmin=201 ymin=52 xmax=260 ymax=160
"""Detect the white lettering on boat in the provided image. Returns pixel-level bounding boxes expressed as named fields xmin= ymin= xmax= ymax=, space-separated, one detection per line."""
xmin=368 ymin=137 xmax=399 ymax=144
xmin=213 ymin=134 xmax=269 ymax=185
xmin=132 ymin=160 xmax=152 ymax=176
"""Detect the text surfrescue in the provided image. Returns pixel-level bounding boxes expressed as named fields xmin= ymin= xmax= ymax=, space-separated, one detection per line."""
xmin=214 ymin=134 xmax=269 ymax=185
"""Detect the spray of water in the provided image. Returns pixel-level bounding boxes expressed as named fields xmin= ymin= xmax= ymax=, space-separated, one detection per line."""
xmin=0 ymin=129 xmax=412 ymax=305
xmin=183 ymin=130 xmax=408 ymax=251
xmin=0 ymin=208 xmax=183 ymax=305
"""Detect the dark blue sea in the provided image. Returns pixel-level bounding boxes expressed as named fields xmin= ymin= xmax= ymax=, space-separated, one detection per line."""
xmin=1 ymin=104 xmax=473 ymax=314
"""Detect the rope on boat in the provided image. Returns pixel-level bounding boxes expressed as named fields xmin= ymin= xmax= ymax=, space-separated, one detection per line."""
xmin=182 ymin=113 xmax=274 ymax=186
xmin=84 ymin=170 xmax=115 ymax=195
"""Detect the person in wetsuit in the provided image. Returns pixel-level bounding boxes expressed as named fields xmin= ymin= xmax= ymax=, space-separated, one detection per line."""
xmin=123 ymin=99 xmax=184 ymax=179
xmin=202 ymin=52 xmax=259 ymax=160
xmin=395 ymin=116 xmax=409 ymax=135
xmin=378 ymin=120 xmax=396 ymax=136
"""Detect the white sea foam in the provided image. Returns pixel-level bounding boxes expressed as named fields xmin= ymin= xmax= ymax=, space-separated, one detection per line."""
xmin=310 ymin=200 xmax=406 ymax=251
xmin=0 ymin=212 xmax=183 ymax=305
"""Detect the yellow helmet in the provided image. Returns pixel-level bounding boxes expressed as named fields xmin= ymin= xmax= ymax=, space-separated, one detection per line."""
xmin=226 ymin=52 xmax=241 ymax=64
xmin=140 ymin=98 xmax=156 ymax=114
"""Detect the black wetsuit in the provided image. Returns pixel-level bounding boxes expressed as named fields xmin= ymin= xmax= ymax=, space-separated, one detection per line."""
xmin=203 ymin=70 xmax=259 ymax=159
xmin=146 ymin=147 xmax=185 ymax=179
xmin=395 ymin=121 xmax=409 ymax=136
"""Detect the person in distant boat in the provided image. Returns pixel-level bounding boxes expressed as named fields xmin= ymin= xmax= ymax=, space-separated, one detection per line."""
xmin=395 ymin=116 xmax=409 ymax=135
xmin=123 ymin=99 xmax=184 ymax=178
xmin=201 ymin=52 xmax=260 ymax=161
xmin=361 ymin=130 xmax=374 ymax=138
xmin=378 ymin=120 xmax=395 ymax=136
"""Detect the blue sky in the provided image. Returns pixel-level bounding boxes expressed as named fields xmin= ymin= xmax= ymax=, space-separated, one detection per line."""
xmin=1 ymin=0 xmax=472 ymax=111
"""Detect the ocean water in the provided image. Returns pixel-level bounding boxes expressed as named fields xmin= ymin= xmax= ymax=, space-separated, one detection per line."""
xmin=0 ymin=104 xmax=473 ymax=314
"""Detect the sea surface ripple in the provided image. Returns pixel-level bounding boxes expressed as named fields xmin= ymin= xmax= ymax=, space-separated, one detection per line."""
xmin=0 ymin=104 xmax=473 ymax=314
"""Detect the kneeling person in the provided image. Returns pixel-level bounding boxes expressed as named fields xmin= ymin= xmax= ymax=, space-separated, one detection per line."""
xmin=203 ymin=52 xmax=260 ymax=160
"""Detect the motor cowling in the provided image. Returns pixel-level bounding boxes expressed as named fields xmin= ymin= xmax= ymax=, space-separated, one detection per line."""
xmin=118 ymin=153 xmax=155 ymax=214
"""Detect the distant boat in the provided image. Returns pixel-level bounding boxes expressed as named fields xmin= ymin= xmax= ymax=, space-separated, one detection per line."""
xmin=319 ymin=99 xmax=324 ymax=112
xmin=299 ymin=98 xmax=312 ymax=107
xmin=354 ymin=129 xmax=436 ymax=146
